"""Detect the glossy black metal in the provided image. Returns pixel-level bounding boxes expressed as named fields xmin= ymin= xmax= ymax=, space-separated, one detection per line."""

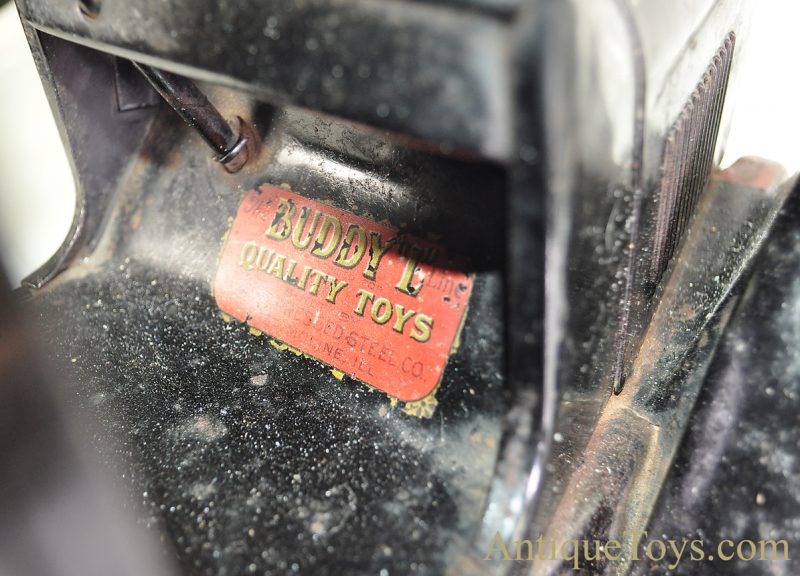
xmin=19 ymin=34 xmax=156 ymax=289
xmin=15 ymin=0 xmax=513 ymax=161
xmin=22 ymin=72 xmax=509 ymax=574
xmin=610 ymin=1 xmax=751 ymax=397
xmin=640 ymin=179 xmax=800 ymax=576
xmin=8 ymin=0 xmax=785 ymax=574
xmin=13 ymin=4 xmax=519 ymax=570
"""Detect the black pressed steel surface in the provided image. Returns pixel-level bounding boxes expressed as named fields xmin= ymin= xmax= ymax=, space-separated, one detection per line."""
xmin=10 ymin=0 xmax=800 ymax=575
xmin=16 ymin=0 xmax=515 ymax=161
xmin=12 ymin=0 xmax=540 ymax=568
xmin=637 ymin=185 xmax=800 ymax=576
xmin=29 ymin=79 xmax=508 ymax=574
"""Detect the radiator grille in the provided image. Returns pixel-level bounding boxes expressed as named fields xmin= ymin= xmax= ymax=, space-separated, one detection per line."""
xmin=649 ymin=32 xmax=735 ymax=286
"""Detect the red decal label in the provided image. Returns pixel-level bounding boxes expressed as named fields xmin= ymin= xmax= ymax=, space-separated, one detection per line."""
xmin=214 ymin=185 xmax=473 ymax=401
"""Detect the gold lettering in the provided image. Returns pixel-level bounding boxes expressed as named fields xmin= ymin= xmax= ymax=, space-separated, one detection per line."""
xmin=667 ymin=540 xmax=688 ymax=570
xmin=240 ymin=241 xmax=259 ymax=270
xmin=291 ymin=207 xmax=321 ymax=249
xmin=396 ymin=245 xmax=425 ymax=296
xmin=760 ymin=540 xmax=789 ymax=561
xmin=257 ymin=246 xmax=272 ymax=271
xmin=391 ymin=303 xmax=416 ymax=334
xmin=363 ymin=232 xmax=395 ymax=280
xmin=265 ymin=198 xmax=295 ymax=240
xmin=296 ymin=266 xmax=312 ymax=290
xmin=583 ymin=540 xmax=603 ymax=564
xmin=354 ymin=289 xmax=374 ymax=316
xmin=310 ymin=215 xmax=342 ymax=258
xmin=308 ymin=270 xmax=326 ymax=296
xmin=737 ymin=540 xmax=757 ymax=561
xmin=626 ymin=530 xmax=646 ymax=561
xmin=484 ymin=531 xmax=512 ymax=561
xmin=646 ymin=540 xmax=666 ymax=562
xmin=266 ymin=254 xmax=286 ymax=279
xmin=283 ymin=259 xmax=298 ymax=284
xmin=410 ymin=314 xmax=433 ymax=343
xmin=718 ymin=540 xmax=735 ymax=561
xmin=689 ymin=540 xmax=705 ymax=561
xmin=333 ymin=224 xmax=367 ymax=269
xmin=371 ymin=298 xmax=392 ymax=325
xmin=560 ymin=540 xmax=580 ymax=570
xmin=535 ymin=535 xmax=551 ymax=560
xmin=326 ymin=276 xmax=348 ymax=304
xmin=604 ymin=539 xmax=622 ymax=561
xmin=515 ymin=540 xmax=534 ymax=561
